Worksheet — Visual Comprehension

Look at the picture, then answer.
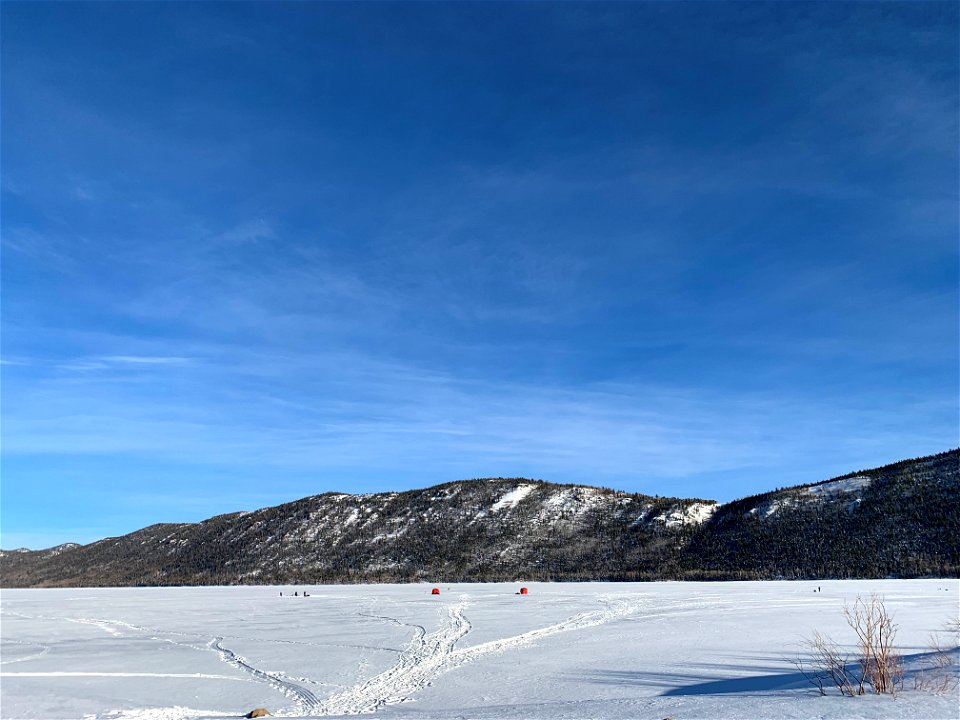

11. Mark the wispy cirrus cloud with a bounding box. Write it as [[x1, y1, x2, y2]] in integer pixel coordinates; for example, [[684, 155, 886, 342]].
[[3, 342, 953, 502], [57, 355, 195, 372], [216, 218, 276, 244], [100, 355, 192, 364], [2, 2, 955, 547]]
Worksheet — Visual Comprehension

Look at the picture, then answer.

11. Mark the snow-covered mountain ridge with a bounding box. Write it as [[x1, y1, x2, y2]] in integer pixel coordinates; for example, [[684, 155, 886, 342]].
[[2, 449, 957, 586]]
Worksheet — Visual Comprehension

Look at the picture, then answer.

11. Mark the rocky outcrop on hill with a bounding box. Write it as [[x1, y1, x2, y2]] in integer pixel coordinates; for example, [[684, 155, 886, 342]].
[[2, 450, 956, 586]]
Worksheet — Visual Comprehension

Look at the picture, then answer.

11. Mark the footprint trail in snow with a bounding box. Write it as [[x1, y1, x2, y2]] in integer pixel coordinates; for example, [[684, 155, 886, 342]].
[[310, 594, 647, 716]]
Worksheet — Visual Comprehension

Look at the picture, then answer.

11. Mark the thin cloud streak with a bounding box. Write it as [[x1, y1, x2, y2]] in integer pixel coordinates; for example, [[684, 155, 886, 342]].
[[99, 356, 193, 365], [2, 2, 955, 543], [3, 345, 952, 500]]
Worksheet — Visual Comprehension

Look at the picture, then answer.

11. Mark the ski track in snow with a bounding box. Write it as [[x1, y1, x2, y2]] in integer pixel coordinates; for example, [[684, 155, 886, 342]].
[[2, 596, 651, 717], [211, 637, 322, 712], [310, 598, 471, 716], [4, 593, 729, 718], [0, 639, 51, 665], [310, 594, 649, 716], [1, 671, 249, 681], [6, 582, 955, 720], [63, 617, 129, 636], [1, 608, 322, 716], [83, 707, 233, 720], [0, 609, 157, 639]]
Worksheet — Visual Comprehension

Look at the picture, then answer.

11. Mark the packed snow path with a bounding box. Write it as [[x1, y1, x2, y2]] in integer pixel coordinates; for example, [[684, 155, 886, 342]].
[[313, 595, 648, 715]]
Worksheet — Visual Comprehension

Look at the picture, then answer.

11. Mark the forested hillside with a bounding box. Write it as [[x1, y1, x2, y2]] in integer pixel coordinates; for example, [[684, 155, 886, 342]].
[[2, 450, 956, 586], [683, 450, 959, 578]]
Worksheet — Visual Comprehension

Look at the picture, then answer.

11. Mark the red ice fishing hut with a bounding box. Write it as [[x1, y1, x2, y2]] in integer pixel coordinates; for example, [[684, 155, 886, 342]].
[[519, 587, 529, 595], [431, 587, 440, 595]]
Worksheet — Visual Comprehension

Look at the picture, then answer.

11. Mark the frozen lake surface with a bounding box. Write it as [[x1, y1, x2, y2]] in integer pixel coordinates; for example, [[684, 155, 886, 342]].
[[1, 580, 957, 719]]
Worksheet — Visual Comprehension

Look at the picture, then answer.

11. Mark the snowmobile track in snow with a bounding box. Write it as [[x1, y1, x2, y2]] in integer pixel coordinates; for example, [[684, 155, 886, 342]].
[[211, 637, 322, 712], [310, 594, 648, 716]]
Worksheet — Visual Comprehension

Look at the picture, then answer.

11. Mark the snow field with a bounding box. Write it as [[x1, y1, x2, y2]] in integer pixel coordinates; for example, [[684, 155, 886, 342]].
[[1, 580, 957, 720]]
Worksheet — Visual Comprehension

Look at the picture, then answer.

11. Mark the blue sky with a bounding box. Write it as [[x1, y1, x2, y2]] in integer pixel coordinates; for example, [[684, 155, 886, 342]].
[[2, 3, 957, 549]]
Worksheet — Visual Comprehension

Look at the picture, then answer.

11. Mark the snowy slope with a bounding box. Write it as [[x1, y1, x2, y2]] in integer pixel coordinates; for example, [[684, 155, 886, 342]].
[[2, 450, 957, 586], [0, 479, 716, 586]]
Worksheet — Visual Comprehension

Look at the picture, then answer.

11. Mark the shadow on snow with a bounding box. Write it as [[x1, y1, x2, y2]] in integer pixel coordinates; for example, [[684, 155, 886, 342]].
[[582, 647, 959, 697]]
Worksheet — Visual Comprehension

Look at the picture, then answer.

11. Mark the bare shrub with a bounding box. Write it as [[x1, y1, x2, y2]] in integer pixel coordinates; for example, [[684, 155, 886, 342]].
[[794, 631, 858, 696], [914, 629, 960, 694], [796, 594, 903, 697], [844, 594, 903, 695]]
